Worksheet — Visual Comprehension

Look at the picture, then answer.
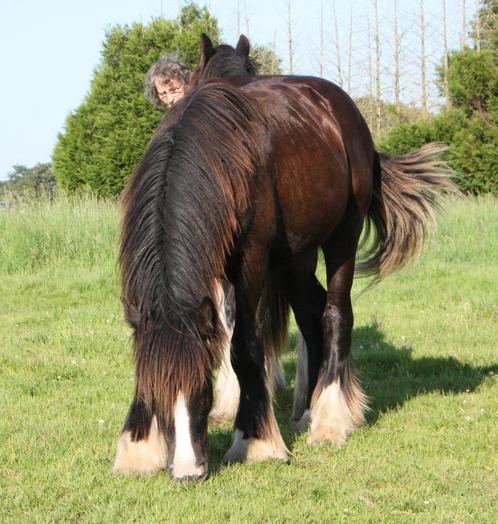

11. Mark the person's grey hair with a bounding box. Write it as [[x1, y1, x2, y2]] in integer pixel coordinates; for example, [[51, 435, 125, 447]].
[[144, 55, 191, 109]]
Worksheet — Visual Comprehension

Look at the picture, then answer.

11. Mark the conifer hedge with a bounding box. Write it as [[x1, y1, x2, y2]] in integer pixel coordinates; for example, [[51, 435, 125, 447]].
[[52, 5, 220, 196]]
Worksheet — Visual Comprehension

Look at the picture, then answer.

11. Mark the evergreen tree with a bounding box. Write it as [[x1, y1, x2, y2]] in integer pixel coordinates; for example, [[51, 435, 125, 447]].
[[445, 46, 497, 114], [251, 44, 283, 74], [52, 6, 220, 196]]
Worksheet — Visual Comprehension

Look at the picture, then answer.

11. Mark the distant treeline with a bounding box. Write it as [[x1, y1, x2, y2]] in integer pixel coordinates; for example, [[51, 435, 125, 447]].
[[4, 2, 496, 198]]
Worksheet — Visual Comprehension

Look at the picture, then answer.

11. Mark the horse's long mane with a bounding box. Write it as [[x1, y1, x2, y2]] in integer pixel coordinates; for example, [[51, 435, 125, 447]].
[[120, 83, 267, 422]]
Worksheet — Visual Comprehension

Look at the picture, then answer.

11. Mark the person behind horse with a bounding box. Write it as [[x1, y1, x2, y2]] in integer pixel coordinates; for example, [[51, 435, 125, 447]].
[[144, 55, 191, 109]]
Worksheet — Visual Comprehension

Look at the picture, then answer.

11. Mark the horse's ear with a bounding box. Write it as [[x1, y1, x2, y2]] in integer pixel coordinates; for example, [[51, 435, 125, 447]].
[[122, 297, 140, 330], [236, 34, 250, 57], [199, 33, 215, 69], [196, 297, 217, 339]]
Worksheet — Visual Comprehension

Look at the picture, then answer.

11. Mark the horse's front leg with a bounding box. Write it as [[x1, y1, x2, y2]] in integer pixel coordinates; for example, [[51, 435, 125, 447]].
[[222, 249, 288, 464], [113, 395, 167, 474]]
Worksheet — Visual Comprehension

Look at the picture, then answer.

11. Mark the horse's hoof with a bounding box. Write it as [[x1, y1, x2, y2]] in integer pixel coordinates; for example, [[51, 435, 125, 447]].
[[169, 464, 208, 482], [223, 429, 289, 464], [292, 409, 311, 433], [307, 428, 347, 447]]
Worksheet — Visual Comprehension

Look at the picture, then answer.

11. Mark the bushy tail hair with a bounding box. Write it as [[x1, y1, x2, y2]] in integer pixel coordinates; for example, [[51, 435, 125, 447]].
[[357, 143, 457, 280]]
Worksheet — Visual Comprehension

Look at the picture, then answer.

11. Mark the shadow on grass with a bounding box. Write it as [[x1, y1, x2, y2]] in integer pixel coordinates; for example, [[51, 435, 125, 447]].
[[352, 323, 497, 424], [206, 322, 497, 476]]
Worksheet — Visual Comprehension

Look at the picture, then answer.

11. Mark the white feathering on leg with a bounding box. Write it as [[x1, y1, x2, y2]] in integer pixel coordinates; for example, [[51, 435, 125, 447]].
[[113, 416, 167, 474], [308, 378, 368, 446]]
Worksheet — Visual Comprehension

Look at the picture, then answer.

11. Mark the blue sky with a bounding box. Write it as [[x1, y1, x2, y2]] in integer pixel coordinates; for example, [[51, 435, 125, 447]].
[[0, 0, 474, 180]]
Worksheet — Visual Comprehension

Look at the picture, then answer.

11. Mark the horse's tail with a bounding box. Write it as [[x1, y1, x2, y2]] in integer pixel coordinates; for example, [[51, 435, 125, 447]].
[[357, 143, 456, 279], [258, 276, 290, 394]]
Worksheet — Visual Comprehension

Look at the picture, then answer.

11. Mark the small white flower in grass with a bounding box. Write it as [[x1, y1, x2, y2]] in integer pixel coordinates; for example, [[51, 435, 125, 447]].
[[98, 419, 105, 429], [465, 416, 472, 421]]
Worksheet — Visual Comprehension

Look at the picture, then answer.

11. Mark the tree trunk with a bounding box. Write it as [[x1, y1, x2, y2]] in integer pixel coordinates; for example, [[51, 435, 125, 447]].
[[393, 0, 401, 116], [419, 0, 427, 118], [443, 0, 449, 103], [287, 0, 294, 74], [333, 0, 343, 87], [374, 0, 382, 136], [320, 1, 325, 77]]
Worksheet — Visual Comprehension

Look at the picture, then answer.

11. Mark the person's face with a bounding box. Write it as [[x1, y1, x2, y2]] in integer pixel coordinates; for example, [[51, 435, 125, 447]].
[[154, 78, 185, 107]]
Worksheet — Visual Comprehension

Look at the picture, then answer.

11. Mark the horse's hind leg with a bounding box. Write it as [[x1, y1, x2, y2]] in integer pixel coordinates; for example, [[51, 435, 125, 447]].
[[308, 218, 368, 446], [210, 280, 286, 424], [210, 281, 239, 423], [113, 396, 167, 474], [279, 254, 327, 429], [223, 248, 288, 464]]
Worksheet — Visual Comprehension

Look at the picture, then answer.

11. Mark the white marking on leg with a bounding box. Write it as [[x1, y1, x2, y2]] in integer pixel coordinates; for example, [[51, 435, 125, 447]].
[[308, 378, 368, 446], [210, 281, 240, 422], [211, 342, 240, 422], [171, 393, 205, 479], [113, 415, 167, 474]]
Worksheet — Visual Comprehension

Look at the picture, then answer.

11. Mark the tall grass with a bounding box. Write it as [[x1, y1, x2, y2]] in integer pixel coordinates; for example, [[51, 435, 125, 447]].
[[0, 192, 118, 273]]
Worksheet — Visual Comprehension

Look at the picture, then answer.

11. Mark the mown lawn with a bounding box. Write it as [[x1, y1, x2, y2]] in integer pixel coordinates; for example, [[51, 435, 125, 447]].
[[0, 194, 496, 523]]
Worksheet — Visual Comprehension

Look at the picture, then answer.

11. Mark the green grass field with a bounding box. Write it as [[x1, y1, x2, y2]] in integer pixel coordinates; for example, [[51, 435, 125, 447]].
[[0, 194, 496, 523]]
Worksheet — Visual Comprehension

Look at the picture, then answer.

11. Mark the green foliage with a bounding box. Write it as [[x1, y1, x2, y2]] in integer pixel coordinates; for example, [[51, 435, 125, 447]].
[[251, 44, 282, 74], [381, 6, 498, 196], [1, 163, 56, 199], [445, 47, 498, 114], [470, 0, 498, 52], [52, 5, 220, 196], [449, 112, 498, 193], [379, 107, 498, 194], [355, 97, 426, 140], [376, 119, 434, 157]]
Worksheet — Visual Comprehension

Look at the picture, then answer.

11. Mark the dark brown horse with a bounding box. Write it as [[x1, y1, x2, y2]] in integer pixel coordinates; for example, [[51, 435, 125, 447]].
[[113, 35, 454, 480]]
